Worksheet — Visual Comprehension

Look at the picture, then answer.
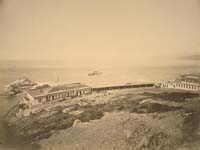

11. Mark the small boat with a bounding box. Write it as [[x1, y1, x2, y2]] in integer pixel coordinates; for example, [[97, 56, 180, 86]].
[[126, 83, 132, 85], [88, 71, 102, 76]]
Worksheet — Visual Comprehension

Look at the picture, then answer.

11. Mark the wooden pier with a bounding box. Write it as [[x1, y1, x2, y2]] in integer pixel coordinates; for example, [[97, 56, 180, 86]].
[[92, 83, 155, 92]]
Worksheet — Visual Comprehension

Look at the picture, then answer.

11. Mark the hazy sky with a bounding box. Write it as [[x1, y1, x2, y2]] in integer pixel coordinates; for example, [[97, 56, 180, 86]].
[[0, 0, 200, 67]]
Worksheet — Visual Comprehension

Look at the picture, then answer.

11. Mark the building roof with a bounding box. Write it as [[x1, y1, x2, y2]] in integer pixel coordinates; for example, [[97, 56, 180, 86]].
[[182, 73, 200, 77], [28, 87, 51, 97], [27, 83, 91, 97], [48, 83, 90, 93], [185, 76, 199, 79], [179, 73, 200, 80]]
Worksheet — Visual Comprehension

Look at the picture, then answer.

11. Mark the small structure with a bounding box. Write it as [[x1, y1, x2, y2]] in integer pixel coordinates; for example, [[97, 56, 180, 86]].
[[161, 73, 200, 92], [17, 83, 92, 117]]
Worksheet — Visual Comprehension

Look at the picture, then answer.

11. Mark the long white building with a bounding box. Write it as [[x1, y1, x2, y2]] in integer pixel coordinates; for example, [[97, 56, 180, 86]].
[[161, 73, 200, 92], [17, 83, 92, 116]]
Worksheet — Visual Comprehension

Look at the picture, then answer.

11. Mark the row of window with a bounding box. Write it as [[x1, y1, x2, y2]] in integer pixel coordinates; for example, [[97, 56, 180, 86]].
[[174, 83, 200, 90], [163, 83, 200, 90], [46, 89, 92, 101], [162, 84, 169, 88]]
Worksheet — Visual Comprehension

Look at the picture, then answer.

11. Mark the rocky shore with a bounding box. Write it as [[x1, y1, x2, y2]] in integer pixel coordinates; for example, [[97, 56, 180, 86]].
[[3, 88, 200, 150], [1, 77, 37, 96]]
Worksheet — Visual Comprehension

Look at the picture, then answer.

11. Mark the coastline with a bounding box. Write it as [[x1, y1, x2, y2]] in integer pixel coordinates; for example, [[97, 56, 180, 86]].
[[3, 87, 200, 150]]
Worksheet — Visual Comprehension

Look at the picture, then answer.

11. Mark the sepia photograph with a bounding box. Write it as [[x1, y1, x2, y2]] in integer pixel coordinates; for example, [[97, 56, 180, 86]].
[[0, 0, 200, 150]]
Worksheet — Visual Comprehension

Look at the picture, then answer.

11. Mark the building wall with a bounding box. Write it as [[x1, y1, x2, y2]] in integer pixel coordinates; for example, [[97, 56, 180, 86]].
[[16, 107, 31, 117], [26, 93, 35, 104], [46, 88, 92, 102], [19, 87, 92, 116], [35, 96, 47, 103], [161, 81, 200, 92]]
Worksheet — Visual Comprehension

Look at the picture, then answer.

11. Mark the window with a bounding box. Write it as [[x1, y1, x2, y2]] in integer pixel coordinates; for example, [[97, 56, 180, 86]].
[[38, 98, 42, 103], [47, 96, 50, 101]]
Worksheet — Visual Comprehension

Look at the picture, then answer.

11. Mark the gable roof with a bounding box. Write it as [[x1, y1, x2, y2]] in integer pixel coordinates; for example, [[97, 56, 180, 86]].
[[28, 87, 51, 97], [27, 83, 91, 97]]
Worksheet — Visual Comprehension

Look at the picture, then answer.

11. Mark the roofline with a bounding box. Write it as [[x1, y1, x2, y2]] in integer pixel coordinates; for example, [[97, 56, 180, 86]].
[[30, 86, 92, 98], [47, 86, 91, 95], [162, 80, 200, 85]]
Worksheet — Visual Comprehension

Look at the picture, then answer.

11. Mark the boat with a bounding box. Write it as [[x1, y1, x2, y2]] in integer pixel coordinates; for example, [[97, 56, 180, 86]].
[[88, 71, 102, 76]]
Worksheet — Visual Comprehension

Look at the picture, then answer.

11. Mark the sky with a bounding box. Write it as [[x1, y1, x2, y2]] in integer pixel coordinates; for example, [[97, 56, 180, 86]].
[[0, 0, 200, 67]]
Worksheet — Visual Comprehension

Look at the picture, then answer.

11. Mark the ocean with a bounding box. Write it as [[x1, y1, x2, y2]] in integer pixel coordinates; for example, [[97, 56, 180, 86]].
[[0, 60, 200, 149]]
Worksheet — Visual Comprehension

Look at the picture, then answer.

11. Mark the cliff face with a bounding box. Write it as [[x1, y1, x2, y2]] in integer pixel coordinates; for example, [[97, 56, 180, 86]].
[[3, 77, 37, 96]]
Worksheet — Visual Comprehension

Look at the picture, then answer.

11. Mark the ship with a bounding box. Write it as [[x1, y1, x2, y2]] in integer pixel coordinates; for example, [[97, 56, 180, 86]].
[[88, 71, 102, 76]]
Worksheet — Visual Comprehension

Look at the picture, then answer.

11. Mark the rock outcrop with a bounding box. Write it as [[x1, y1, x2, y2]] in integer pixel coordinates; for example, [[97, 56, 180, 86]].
[[3, 77, 37, 96]]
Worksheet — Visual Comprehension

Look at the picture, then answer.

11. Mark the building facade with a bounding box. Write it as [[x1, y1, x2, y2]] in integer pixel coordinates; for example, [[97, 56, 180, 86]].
[[17, 83, 92, 117], [161, 74, 200, 92]]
